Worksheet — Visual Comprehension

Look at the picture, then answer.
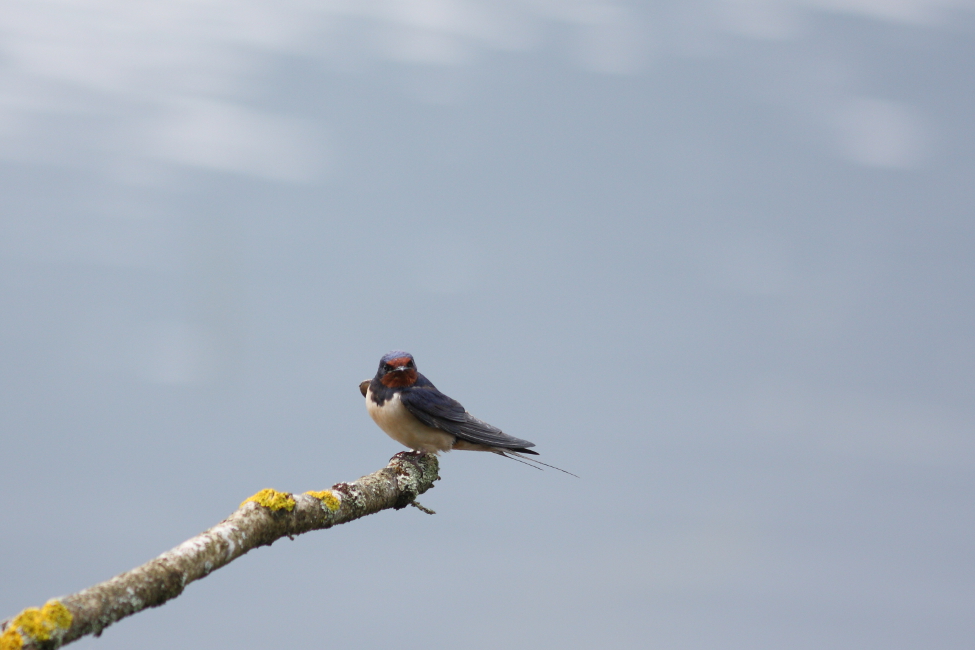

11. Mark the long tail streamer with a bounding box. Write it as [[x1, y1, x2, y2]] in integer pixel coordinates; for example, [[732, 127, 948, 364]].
[[496, 450, 579, 478]]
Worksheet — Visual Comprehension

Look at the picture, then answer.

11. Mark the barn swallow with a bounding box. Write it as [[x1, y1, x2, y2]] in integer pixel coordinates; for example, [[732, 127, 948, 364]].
[[360, 351, 575, 474]]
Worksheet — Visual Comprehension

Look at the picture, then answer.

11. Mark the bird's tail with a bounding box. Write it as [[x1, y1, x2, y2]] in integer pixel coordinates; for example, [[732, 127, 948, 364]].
[[494, 450, 579, 478]]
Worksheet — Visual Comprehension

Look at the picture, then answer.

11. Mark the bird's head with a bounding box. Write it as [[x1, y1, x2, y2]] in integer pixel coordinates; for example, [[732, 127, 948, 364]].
[[376, 350, 418, 388]]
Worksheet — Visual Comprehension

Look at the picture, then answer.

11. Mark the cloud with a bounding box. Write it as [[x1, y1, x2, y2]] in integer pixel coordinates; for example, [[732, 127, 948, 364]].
[[718, 0, 802, 40], [836, 97, 930, 169], [0, 0, 646, 180], [0, 1, 966, 180], [802, 0, 969, 25], [144, 99, 326, 181]]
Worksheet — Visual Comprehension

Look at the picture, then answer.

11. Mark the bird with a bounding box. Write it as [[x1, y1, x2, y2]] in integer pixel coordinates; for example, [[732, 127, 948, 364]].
[[360, 351, 575, 475]]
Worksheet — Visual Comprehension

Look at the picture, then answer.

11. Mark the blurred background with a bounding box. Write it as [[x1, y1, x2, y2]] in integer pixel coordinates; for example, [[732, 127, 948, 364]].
[[2, 1, 973, 648]]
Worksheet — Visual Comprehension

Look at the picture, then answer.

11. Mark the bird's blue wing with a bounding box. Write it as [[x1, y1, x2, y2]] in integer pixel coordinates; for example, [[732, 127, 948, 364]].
[[400, 384, 536, 450]]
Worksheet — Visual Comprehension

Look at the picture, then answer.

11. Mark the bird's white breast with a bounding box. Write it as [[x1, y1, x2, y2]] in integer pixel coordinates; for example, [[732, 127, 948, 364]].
[[365, 389, 455, 453]]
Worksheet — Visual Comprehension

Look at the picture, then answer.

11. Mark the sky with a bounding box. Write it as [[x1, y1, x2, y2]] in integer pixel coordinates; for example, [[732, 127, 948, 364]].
[[1, 1, 974, 648]]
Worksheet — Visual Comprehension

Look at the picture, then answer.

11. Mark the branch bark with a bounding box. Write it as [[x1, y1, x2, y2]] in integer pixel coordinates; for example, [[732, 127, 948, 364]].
[[0, 451, 439, 650]]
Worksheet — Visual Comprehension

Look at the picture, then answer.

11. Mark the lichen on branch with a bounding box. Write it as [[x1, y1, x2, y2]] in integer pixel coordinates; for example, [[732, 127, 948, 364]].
[[0, 451, 439, 650]]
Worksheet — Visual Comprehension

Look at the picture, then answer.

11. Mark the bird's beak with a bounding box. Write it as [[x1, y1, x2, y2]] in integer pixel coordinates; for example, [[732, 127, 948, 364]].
[[390, 366, 410, 373]]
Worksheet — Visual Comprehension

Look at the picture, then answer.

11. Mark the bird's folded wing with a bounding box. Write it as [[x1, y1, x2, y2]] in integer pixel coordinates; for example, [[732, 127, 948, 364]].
[[400, 386, 536, 449]]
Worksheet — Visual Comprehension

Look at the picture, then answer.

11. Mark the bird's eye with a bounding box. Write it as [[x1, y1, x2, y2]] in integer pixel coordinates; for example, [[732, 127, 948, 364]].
[[383, 363, 391, 372], [407, 360, 415, 368]]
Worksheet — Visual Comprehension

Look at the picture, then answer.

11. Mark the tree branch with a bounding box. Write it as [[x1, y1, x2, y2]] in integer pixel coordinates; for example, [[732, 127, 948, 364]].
[[0, 451, 440, 650]]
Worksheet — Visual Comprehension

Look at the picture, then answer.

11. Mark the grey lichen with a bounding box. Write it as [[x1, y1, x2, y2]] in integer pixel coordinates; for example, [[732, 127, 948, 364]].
[[2, 452, 439, 650]]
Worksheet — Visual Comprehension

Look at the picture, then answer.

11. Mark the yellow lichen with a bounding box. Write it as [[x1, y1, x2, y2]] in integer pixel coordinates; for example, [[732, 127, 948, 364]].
[[41, 601, 73, 632], [0, 627, 23, 650], [240, 488, 295, 512], [0, 601, 70, 650], [305, 490, 341, 512], [12, 609, 45, 641], [6, 601, 70, 644]]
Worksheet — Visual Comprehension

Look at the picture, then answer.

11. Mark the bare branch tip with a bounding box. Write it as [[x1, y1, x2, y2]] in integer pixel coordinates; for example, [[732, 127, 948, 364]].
[[410, 501, 437, 515]]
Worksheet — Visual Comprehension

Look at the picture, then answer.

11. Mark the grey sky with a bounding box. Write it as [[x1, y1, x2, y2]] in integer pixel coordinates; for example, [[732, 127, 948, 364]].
[[2, 1, 973, 649]]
